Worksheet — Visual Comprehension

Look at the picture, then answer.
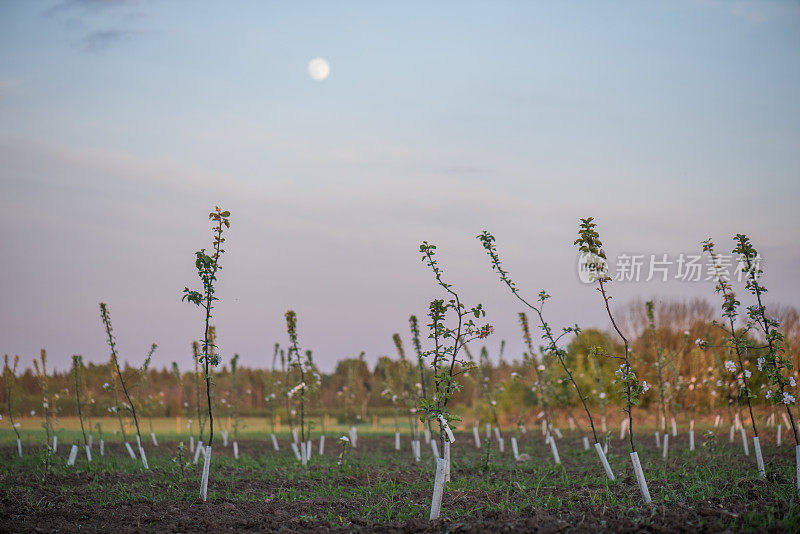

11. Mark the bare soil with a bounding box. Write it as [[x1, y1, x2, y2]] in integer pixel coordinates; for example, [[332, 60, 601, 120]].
[[0, 434, 796, 533]]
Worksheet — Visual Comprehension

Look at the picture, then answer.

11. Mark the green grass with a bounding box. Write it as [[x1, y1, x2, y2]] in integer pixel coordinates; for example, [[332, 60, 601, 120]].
[[2, 425, 799, 530]]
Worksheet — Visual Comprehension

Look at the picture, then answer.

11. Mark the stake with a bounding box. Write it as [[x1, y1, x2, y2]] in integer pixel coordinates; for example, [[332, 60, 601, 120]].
[[595, 442, 615, 480], [741, 428, 749, 456], [547, 434, 560, 464], [67, 444, 78, 467], [429, 457, 447, 520], [199, 445, 212, 501], [630, 451, 652, 504], [753, 437, 765, 477], [444, 441, 451, 482]]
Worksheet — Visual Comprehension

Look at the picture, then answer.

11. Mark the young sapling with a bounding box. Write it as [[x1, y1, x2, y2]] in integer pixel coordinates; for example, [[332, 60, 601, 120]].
[[701, 238, 765, 476], [575, 218, 650, 502], [3, 354, 23, 456], [71, 355, 91, 462], [284, 311, 316, 466], [734, 234, 798, 486], [100, 303, 149, 469], [182, 206, 231, 501], [230, 353, 241, 458], [418, 241, 492, 519], [33, 350, 54, 473], [409, 315, 434, 441]]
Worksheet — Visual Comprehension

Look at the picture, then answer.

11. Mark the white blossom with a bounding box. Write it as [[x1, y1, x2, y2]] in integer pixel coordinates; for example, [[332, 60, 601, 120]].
[[757, 357, 764, 371], [287, 382, 306, 398], [724, 360, 736, 373], [782, 391, 795, 405], [744, 370, 751, 378], [641, 381, 650, 393], [790, 377, 797, 387]]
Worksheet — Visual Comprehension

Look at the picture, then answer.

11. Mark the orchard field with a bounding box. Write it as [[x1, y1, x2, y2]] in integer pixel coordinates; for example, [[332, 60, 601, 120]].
[[3, 1, 800, 531], [1, 415, 799, 533], [2, 214, 799, 533]]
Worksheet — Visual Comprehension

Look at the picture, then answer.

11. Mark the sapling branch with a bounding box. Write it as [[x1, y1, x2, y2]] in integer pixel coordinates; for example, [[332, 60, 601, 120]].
[[478, 231, 598, 443]]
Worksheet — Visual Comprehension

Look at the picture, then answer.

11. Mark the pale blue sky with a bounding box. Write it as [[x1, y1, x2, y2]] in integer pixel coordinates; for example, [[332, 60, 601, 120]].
[[1, 0, 799, 373]]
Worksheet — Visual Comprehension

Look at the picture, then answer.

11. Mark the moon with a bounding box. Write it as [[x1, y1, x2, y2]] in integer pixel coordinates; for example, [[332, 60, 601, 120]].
[[307, 58, 330, 81]]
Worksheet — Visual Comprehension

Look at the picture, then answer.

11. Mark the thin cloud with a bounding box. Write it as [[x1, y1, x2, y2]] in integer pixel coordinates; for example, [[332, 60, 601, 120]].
[[45, 0, 142, 16], [77, 29, 139, 52], [45, 0, 151, 52]]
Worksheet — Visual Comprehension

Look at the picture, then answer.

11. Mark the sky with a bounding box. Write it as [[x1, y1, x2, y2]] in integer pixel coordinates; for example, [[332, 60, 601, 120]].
[[1, 0, 799, 374]]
